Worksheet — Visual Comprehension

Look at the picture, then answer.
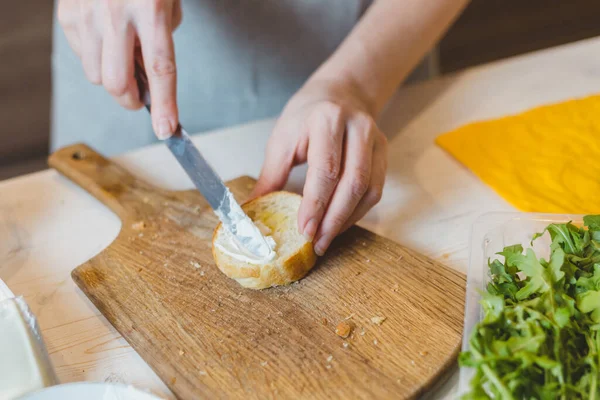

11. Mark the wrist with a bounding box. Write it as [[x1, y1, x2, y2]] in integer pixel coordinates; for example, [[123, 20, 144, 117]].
[[302, 72, 378, 117]]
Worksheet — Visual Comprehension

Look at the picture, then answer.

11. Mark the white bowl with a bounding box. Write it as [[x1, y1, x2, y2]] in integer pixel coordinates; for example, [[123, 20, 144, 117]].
[[17, 382, 164, 400]]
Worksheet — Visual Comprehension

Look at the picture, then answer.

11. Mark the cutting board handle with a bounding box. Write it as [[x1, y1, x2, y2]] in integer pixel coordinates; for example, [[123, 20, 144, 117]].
[[48, 143, 157, 219]]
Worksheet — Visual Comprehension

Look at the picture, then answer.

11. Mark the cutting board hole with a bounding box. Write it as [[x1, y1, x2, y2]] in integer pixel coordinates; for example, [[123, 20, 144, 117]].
[[72, 150, 86, 160]]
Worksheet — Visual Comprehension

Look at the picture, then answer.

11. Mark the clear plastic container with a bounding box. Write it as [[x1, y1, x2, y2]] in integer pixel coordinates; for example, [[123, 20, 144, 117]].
[[457, 212, 582, 397]]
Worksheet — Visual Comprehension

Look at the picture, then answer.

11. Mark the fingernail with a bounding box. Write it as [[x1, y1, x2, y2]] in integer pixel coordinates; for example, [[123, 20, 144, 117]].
[[156, 118, 173, 140], [314, 235, 330, 256], [303, 218, 318, 242]]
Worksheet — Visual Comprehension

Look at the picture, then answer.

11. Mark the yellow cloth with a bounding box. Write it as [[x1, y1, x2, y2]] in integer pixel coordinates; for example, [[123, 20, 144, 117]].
[[436, 95, 600, 214]]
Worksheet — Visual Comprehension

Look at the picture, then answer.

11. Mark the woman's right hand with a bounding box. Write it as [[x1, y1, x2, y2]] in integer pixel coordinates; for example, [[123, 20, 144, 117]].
[[57, 0, 182, 139]]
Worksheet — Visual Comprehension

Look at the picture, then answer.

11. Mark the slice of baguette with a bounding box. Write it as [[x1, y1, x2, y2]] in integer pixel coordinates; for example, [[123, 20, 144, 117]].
[[212, 191, 317, 290]]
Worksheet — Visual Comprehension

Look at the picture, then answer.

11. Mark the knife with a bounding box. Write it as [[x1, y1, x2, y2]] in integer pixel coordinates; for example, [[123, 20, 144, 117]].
[[134, 62, 273, 259]]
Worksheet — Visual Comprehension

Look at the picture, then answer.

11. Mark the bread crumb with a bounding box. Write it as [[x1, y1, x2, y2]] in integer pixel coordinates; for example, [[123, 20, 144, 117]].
[[419, 351, 429, 357], [199, 370, 207, 376], [396, 255, 404, 262], [178, 349, 185, 356], [190, 261, 201, 269], [335, 321, 353, 338], [344, 313, 355, 320], [373, 339, 378, 345], [366, 259, 370, 263], [151, 233, 158, 240], [138, 233, 144, 237], [139, 251, 143, 255], [360, 329, 366, 336], [326, 355, 333, 363], [321, 318, 328, 326], [326, 365, 331, 369], [371, 316, 387, 326], [260, 361, 268, 367], [391, 283, 399, 292], [410, 360, 416, 366], [163, 263, 168, 267], [362, 241, 367, 246], [131, 221, 146, 230], [200, 271, 205, 276], [342, 342, 349, 349]]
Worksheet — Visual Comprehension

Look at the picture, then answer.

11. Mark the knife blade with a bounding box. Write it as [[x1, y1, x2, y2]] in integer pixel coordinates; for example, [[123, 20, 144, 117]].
[[134, 63, 273, 259], [166, 128, 274, 258]]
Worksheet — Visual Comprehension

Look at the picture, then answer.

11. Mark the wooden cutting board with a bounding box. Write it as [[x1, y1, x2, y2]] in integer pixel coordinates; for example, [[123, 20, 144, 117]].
[[49, 143, 466, 400]]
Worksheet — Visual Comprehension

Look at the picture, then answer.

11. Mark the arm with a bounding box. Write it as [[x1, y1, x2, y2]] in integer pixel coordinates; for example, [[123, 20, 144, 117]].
[[314, 0, 469, 116], [254, 0, 469, 255]]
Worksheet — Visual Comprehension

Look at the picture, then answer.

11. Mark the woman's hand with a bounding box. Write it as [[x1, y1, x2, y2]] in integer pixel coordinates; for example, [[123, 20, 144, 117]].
[[253, 79, 388, 256], [57, 0, 182, 138]]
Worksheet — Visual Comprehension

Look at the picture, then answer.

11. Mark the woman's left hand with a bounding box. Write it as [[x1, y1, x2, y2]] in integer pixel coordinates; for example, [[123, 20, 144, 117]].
[[253, 79, 388, 256]]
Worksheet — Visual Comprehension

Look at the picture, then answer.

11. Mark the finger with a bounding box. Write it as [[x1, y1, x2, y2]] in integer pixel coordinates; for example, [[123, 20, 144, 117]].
[[252, 131, 295, 199], [313, 116, 375, 256], [78, 2, 102, 84], [172, 0, 183, 29], [340, 134, 387, 233], [297, 104, 345, 242], [137, 3, 178, 139], [63, 27, 82, 57], [57, 0, 82, 56], [57, 0, 78, 30], [102, 8, 142, 110]]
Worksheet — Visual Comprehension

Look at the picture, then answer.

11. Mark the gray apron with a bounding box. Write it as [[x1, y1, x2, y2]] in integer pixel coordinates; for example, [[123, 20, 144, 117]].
[[51, 0, 434, 156]]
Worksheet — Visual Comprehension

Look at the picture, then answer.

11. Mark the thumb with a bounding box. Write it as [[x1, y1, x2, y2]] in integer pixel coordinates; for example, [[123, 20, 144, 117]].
[[252, 137, 294, 199]]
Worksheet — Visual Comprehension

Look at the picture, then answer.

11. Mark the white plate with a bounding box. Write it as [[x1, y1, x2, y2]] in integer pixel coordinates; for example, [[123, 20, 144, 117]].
[[18, 383, 164, 400]]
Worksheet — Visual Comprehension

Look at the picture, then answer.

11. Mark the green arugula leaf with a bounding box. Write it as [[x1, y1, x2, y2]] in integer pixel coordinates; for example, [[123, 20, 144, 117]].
[[497, 244, 524, 265], [584, 215, 600, 231], [490, 259, 513, 284], [567, 223, 586, 256], [576, 264, 600, 291], [583, 215, 600, 243], [481, 292, 504, 324], [548, 247, 565, 283], [554, 307, 571, 327], [576, 291, 600, 323], [547, 223, 581, 255], [512, 249, 551, 300]]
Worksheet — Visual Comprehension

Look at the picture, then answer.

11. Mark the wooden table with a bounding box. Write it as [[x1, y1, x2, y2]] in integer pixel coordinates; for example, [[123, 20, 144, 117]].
[[2, 36, 600, 399]]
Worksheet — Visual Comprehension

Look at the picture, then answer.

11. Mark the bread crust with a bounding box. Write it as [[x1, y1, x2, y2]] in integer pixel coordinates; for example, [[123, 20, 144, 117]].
[[211, 191, 317, 289]]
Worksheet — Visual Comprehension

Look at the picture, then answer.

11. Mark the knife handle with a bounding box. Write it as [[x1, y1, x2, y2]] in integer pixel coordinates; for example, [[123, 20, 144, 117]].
[[48, 143, 163, 220], [134, 57, 152, 111]]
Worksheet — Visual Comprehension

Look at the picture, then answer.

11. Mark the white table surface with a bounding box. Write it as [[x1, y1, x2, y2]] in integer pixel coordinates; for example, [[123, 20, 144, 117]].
[[3, 36, 600, 399]]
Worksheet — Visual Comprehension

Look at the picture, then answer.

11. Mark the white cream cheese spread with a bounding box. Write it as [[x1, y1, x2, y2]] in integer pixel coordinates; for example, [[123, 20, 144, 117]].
[[215, 220, 277, 264], [214, 188, 276, 263]]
